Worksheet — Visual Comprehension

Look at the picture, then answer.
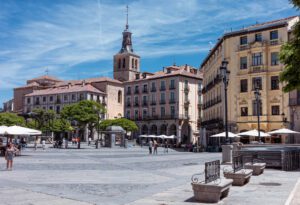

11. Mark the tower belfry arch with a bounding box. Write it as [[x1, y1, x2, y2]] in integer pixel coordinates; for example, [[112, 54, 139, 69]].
[[113, 5, 140, 82]]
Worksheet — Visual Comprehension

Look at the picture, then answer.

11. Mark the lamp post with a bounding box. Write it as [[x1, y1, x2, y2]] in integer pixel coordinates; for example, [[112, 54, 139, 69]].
[[254, 85, 261, 143], [220, 60, 230, 144]]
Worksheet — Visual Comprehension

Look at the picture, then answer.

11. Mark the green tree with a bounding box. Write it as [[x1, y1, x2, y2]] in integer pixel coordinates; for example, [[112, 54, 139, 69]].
[[99, 118, 138, 136], [61, 100, 106, 139], [279, 0, 300, 92], [0, 113, 25, 126]]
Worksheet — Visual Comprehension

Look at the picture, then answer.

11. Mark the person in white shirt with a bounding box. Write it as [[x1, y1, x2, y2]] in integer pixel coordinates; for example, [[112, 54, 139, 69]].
[[42, 140, 46, 150]]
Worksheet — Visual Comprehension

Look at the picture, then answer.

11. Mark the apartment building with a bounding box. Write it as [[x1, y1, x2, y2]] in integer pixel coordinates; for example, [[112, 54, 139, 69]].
[[201, 16, 299, 144], [122, 65, 203, 144]]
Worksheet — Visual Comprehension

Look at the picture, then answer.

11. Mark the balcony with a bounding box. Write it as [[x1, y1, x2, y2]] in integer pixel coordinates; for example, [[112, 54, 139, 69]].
[[201, 118, 223, 127], [269, 39, 283, 46], [202, 74, 221, 94], [142, 88, 148, 93], [126, 103, 131, 107], [202, 96, 222, 110], [134, 89, 139, 94], [249, 65, 267, 74], [151, 101, 156, 106], [184, 86, 190, 92], [160, 86, 166, 91], [238, 44, 250, 51], [134, 102, 139, 107], [142, 101, 148, 106], [160, 100, 166, 105], [169, 99, 176, 104], [151, 87, 157, 92], [169, 85, 176, 90], [289, 98, 300, 106]]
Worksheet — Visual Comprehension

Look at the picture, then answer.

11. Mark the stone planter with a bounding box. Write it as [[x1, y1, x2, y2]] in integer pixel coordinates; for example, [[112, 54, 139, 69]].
[[191, 179, 233, 203], [244, 162, 266, 176], [223, 169, 253, 186]]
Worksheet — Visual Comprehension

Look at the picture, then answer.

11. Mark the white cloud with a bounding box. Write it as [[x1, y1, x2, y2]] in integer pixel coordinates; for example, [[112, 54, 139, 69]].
[[0, 0, 296, 96]]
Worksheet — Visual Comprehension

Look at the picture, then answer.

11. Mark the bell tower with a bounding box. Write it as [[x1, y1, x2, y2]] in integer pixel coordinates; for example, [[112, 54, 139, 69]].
[[113, 5, 140, 82]]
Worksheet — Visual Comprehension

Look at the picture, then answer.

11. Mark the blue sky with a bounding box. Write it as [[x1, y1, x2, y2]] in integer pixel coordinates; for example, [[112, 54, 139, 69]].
[[0, 0, 298, 107]]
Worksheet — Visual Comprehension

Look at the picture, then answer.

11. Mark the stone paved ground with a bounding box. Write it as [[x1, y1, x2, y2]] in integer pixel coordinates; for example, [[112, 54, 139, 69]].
[[0, 144, 299, 205]]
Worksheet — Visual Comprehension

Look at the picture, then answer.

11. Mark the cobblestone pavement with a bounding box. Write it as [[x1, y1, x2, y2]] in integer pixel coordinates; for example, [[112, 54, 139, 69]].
[[0, 144, 299, 205]]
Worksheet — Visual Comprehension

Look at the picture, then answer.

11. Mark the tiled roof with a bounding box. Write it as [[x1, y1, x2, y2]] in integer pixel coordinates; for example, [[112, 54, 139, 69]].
[[28, 75, 62, 82], [14, 82, 40, 89], [125, 65, 202, 83], [25, 83, 105, 97], [55, 77, 122, 86]]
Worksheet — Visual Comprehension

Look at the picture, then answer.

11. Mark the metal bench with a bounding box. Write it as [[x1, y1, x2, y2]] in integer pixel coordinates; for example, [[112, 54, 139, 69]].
[[223, 155, 253, 186], [191, 160, 233, 203]]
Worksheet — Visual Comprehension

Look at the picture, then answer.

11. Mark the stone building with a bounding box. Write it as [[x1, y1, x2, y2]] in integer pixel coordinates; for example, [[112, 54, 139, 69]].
[[200, 16, 299, 144], [3, 99, 14, 112], [122, 65, 203, 144]]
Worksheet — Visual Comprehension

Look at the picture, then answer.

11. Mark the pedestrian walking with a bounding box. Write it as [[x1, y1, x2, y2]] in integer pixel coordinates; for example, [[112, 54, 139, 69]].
[[153, 140, 158, 155], [34, 139, 38, 151], [5, 143, 19, 171], [148, 140, 153, 154], [164, 140, 168, 153], [88, 137, 91, 146], [42, 139, 46, 150]]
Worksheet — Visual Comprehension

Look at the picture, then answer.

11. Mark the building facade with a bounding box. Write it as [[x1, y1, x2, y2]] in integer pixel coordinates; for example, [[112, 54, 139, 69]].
[[201, 16, 299, 144], [3, 99, 14, 112], [123, 65, 203, 144], [289, 89, 300, 143]]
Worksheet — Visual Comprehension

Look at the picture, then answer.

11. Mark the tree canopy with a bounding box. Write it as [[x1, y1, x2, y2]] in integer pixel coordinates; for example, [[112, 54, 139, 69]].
[[0, 112, 25, 126], [99, 118, 138, 132], [279, 0, 300, 92]]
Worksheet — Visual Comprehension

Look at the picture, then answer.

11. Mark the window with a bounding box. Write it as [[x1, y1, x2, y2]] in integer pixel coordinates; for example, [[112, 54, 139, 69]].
[[170, 106, 175, 117], [118, 90, 122, 103], [151, 94, 156, 102], [126, 97, 130, 106], [160, 81, 166, 90], [271, 105, 280, 115], [241, 107, 248, 116], [270, 30, 278, 40], [132, 59, 134, 69], [135, 85, 139, 94], [71, 94, 76, 101], [170, 92, 175, 101], [143, 109, 147, 118], [126, 110, 130, 119], [64, 95, 68, 101], [252, 77, 262, 90], [255, 33, 262, 42], [160, 93, 165, 103], [49, 106, 53, 110], [134, 96, 139, 105], [252, 100, 262, 116], [161, 107, 165, 117], [27, 98, 31, 104], [118, 59, 121, 69], [252, 52, 262, 66], [143, 96, 147, 105], [135, 59, 138, 69], [43, 96, 46, 102], [134, 110, 139, 119], [49, 96, 53, 102], [271, 52, 279, 66], [240, 79, 248, 93], [240, 36, 247, 45], [127, 86, 131, 94], [152, 107, 156, 116], [271, 76, 279, 90], [56, 106, 60, 114], [240, 56, 247, 69], [143, 84, 148, 92], [122, 58, 125, 68], [79, 94, 84, 100], [170, 79, 175, 89]]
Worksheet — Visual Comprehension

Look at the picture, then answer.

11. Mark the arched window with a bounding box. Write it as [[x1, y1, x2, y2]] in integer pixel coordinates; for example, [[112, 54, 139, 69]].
[[118, 59, 121, 69], [123, 58, 126, 68], [118, 90, 122, 103], [132, 58, 134, 69], [135, 59, 138, 69]]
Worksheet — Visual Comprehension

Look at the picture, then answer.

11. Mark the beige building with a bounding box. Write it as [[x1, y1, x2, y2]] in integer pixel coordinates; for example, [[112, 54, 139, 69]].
[[201, 16, 299, 144], [122, 65, 203, 144]]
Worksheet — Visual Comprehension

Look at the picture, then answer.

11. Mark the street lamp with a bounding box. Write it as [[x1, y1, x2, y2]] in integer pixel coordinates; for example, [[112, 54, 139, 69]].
[[254, 84, 261, 143], [220, 60, 230, 144]]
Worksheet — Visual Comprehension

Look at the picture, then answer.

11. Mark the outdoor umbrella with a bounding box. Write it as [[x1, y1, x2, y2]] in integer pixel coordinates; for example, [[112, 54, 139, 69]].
[[237, 129, 270, 137], [139, 135, 148, 138], [268, 128, 300, 135], [210, 132, 239, 138], [5, 125, 42, 135], [0, 126, 8, 135]]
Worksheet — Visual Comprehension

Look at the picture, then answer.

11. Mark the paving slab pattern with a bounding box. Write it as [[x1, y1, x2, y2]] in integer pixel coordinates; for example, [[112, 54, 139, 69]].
[[0, 144, 299, 205]]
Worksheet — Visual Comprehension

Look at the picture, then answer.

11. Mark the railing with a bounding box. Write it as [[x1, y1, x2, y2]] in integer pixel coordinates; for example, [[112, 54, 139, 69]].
[[248, 65, 267, 74], [201, 118, 223, 126], [142, 89, 148, 93], [160, 86, 166, 91], [151, 87, 157, 92], [169, 85, 176, 90], [202, 96, 221, 110], [142, 102, 148, 106], [202, 74, 221, 94], [160, 100, 166, 105], [133, 114, 190, 121], [150, 101, 156, 105]]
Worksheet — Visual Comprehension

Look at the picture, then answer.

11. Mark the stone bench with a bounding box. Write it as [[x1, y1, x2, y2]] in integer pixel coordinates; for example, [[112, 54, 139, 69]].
[[244, 162, 266, 176], [223, 169, 253, 186], [191, 179, 233, 203]]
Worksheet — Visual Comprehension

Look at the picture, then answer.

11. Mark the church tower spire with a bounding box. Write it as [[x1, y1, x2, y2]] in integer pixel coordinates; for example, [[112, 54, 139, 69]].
[[113, 5, 140, 82]]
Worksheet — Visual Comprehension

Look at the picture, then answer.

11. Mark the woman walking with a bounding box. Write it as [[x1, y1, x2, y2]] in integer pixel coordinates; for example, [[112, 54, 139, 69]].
[[153, 140, 158, 155], [5, 143, 19, 171]]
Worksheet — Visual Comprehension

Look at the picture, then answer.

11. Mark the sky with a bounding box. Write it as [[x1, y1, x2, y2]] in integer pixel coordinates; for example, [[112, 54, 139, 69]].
[[0, 0, 298, 107]]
